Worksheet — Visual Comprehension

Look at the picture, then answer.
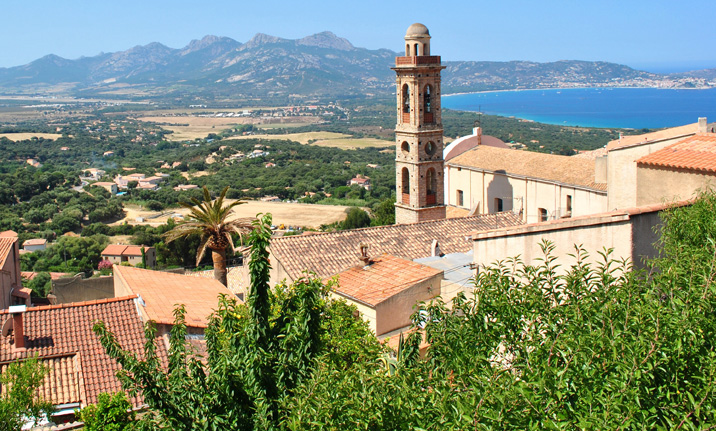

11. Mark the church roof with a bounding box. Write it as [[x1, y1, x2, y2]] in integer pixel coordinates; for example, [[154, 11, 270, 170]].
[[607, 122, 700, 151], [447, 146, 606, 191], [270, 212, 522, 280]]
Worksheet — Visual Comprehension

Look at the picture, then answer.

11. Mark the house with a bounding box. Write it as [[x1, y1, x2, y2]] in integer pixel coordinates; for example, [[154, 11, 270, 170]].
[[174, 184, 199, 191], [102, 151, 114, 157], [101, 244, 156, 268], [83, 168, 105, 181], [635, 133, 716, 206], [329, 253, 442, 336], [605, 117, 714, 209], [0, 232, 30, 309], [137, 182, 158, 191], [349, 175, 372, 190], [113, 265, 237, 334], [261, 196, 280, 202], [22, 238, 47, 252], [26, 158, 42, 168], [91, 181, 118, 195], [0, 296, 168, 421], [139, 175, 164, 186]]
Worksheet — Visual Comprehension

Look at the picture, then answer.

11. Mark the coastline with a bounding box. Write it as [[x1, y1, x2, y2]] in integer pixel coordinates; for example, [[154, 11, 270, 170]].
[[444, 85, 715, 97], [442, 87, 716, 129]]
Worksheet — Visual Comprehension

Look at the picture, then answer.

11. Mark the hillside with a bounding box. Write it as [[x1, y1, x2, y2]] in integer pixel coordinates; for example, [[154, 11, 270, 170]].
[[0, 32, 711, 103]]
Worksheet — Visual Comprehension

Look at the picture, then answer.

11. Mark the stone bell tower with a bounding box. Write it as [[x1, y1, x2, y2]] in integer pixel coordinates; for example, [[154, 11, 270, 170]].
[[393, 23, 446, 224]]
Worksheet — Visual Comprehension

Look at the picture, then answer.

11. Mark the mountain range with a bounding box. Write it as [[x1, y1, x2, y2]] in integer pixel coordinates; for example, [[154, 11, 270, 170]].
[[0, 32, 712, 102]]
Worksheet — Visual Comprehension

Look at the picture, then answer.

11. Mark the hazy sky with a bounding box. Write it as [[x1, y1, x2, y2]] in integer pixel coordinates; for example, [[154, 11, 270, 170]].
[[2, 0, 714, 72]]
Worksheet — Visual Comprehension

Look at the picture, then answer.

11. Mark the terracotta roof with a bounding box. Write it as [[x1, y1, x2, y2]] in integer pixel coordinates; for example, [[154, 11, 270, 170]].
[[0, 296, 165, 408], [22, 238, 47, 246], [91, 181, 116, 187], [0, 237, 17, 269], [636, 134, 716, 173], [607, 122, 700, 151], [0, 231, 17, 238], [270, 212, 522, 280], [114, 265, 236, 328], [447, 146, 604, 190], [330, 254, 442, 306], [101, 244, 151, 257], [21, 271, 71, 281]]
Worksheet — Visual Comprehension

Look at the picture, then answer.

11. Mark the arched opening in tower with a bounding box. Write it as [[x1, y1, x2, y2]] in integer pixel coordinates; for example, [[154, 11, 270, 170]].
[[426, 168, 437, 205], [401, 167, 410, 205], [424, 84, 433, 123], [402, 84, 410, 123]]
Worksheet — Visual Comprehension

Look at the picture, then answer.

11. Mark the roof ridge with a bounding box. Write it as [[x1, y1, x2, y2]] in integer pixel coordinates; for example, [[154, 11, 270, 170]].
[[0, 295, 139, 314]]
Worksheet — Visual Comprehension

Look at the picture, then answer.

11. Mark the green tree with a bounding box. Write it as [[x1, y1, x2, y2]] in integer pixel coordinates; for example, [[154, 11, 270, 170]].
[[79, 392, 135, 431], [0, 358, 53, 431], [94, 213, 382, 430], [162, 186, 251, 286], [342, 207, 371, 230]]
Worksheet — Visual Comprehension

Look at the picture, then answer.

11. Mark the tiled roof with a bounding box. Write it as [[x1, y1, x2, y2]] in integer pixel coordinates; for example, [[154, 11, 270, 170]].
[[114, 265, 236, 328], [22, 238, 47, 246], [21, 271, 71, 281], [0, 231, 17, 238], [330, 254, 442, 306], [0, 237, 17, 269], [270, 213, 522, 280], [607, 122, 700, 151], [101, 244, 151, 257], [636, 134, 716, 173], [447, 146, 604, 190], [0, 296, 164, 408]]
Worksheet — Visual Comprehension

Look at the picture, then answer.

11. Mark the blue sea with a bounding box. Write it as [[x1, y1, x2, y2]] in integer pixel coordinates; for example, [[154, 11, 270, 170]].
[[442, 88, 716, 129]]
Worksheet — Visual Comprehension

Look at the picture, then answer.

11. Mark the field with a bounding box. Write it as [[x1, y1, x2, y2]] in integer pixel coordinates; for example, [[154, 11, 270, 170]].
[[228, 132, 392, 149], [136, 115, 321, 141], [0, 132, 63, 141], [113, 200, 351, 229]]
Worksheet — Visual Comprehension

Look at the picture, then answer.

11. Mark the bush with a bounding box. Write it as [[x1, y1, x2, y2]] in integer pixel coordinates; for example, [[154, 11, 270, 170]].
[[78, 392, 135, 431]]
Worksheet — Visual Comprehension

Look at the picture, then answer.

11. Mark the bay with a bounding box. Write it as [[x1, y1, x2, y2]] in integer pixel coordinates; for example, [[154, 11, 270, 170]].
[[442, 87, 716, 129]]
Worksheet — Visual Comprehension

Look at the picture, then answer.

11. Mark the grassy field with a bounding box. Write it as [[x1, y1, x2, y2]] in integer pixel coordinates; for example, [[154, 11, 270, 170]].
[[0, 132, 63, 141], [113, 200, 351, 229], [228, 132, 392, 149]]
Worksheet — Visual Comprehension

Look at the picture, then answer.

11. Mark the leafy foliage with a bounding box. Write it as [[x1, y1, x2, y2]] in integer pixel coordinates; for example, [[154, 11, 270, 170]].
[[79, 392, 135, 431], [93, 213, 382, 430], [0, 358, 53, 431]]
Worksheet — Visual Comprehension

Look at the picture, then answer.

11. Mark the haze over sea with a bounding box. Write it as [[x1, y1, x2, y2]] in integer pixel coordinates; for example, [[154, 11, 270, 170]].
[[443, 88, 716, 129]]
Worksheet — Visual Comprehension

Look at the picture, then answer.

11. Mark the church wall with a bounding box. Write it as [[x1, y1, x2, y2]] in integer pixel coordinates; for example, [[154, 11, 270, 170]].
[[446, 165, 607, 222], [636, 166, 716, 206]]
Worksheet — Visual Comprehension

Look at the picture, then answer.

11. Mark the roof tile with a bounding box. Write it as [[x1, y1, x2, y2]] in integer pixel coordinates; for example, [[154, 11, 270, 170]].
[[636, 134, 716, 173]]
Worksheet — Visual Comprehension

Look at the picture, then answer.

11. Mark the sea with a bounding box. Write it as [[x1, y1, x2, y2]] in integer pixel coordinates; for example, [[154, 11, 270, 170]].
[[442, 87, 716, 129]]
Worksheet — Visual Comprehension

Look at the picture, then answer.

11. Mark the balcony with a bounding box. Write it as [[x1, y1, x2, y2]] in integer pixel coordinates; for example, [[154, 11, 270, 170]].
[[402, 112, 410, 123], [395, 56, 441, 66], [424, 112, 433, 123], [426, 193, 436, 205]]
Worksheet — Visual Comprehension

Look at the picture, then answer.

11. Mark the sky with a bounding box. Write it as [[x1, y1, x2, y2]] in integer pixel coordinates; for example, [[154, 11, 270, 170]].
[[1, 0, 714, 72]]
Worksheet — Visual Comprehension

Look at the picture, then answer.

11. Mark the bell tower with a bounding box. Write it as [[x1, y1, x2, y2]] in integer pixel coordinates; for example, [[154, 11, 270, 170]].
[[393, 23, 446, 224]]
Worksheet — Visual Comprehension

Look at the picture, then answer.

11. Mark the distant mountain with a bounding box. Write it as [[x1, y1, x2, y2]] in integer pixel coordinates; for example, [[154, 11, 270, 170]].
[[671, 68, 716, 80], [0, 32, 711, 102]]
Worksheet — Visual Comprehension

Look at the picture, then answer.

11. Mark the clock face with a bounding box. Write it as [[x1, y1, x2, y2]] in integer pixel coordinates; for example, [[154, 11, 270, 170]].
[[425, 141, 436, 156]]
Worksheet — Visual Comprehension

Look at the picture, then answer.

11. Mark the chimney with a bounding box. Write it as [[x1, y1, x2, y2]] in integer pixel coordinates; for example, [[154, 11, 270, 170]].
[[699, 117, 708, 134], [358, 243, 370, 266], [473, 127, 483, 146], [9, 305, 26, 350]]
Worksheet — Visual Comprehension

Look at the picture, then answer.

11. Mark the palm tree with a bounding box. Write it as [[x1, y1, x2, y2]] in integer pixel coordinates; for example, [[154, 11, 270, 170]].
[[163, 186, 252, 286]]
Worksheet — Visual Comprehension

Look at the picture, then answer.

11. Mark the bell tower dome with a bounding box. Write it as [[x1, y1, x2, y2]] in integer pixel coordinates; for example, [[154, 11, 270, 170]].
[[393, 23, 446, 224]]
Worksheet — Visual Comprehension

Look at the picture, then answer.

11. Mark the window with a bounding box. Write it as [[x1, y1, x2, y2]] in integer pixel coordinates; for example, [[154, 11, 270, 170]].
[[566, 195, 573, 215], [425, 141, 436, 156], [402, 84, 410, 114], [426, 168, 437, 205], [494, 198, 503, 213], [401, 168, 410, 205], [414, 43, 419, 56], [457, 190, 464, 207], [539, 208, 548, 222], [401, 141, 410, 154], [424, 85, 432, 113]]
